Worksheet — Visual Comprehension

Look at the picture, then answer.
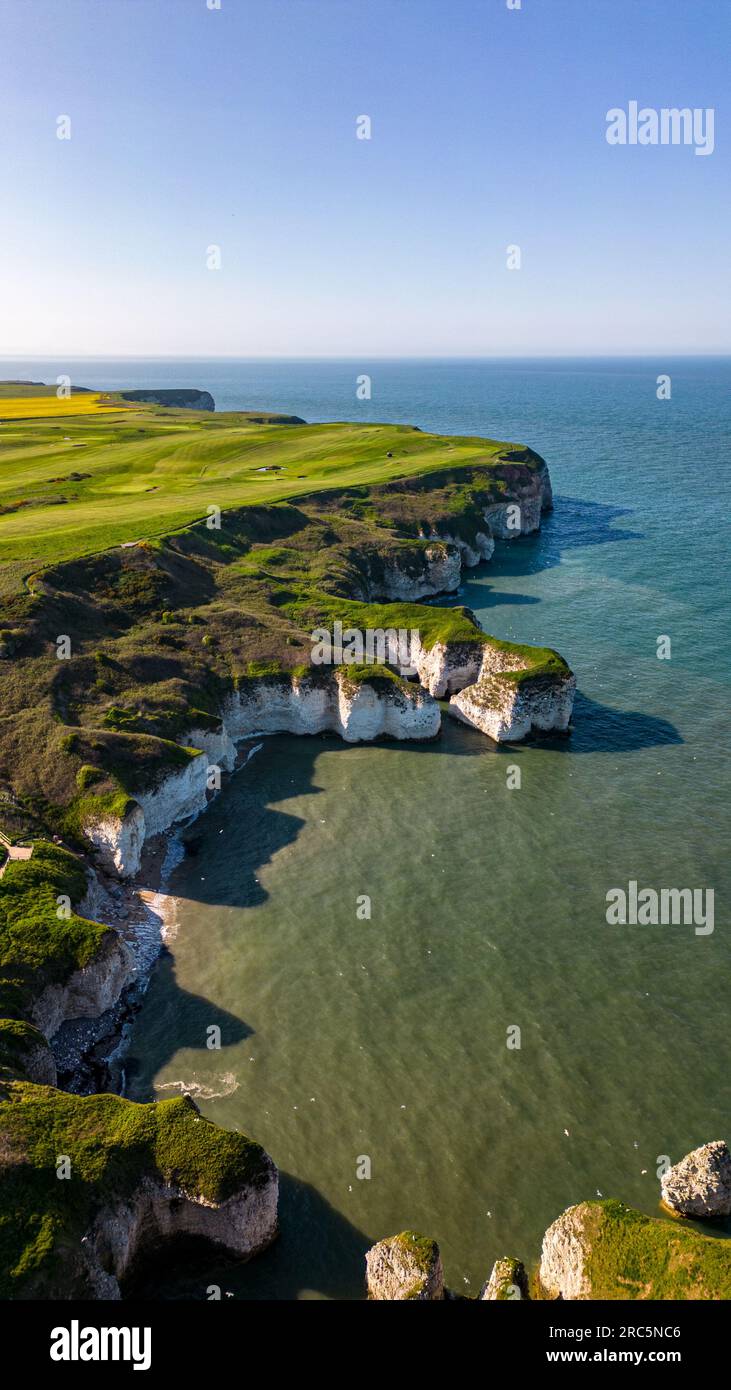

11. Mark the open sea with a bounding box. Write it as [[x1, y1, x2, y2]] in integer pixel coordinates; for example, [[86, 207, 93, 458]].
[[6, 355, 729, 1298]]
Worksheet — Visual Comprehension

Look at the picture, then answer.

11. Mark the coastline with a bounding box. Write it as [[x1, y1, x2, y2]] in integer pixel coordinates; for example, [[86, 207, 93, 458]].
[[50, 832, 182, 1093], [53, 735, 268, 1094]]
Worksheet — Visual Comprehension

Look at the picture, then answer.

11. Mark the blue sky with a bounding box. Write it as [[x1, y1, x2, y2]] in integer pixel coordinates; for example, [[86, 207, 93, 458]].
[[0, 0, 728, 356]]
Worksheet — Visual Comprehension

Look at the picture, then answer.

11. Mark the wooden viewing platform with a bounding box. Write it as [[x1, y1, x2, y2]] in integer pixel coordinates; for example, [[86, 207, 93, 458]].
[[0, 831, 34, 878]]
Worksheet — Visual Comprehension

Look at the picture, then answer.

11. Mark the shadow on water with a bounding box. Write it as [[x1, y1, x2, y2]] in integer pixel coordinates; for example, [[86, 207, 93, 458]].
[[123, 951, 254, 1099], [567, 692, 683, 754], [429, 587, 541, 609], [124, 1171, 371, 1301], [526, 494, 645, 573], [427, 494, 644, 608], [139, 681, 683, 936]]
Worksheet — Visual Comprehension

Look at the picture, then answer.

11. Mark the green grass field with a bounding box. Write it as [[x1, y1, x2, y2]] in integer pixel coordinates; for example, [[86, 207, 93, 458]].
[[0, 398, 520, 578]]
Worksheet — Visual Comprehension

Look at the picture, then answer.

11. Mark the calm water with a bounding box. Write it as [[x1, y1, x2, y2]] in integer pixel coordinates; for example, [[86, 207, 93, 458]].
[[9, 357, 729, 1297]]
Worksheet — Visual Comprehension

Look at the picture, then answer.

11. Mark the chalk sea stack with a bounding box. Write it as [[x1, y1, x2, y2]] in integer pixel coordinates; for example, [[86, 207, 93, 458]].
[[480, 1256, 530, 1300], [365, 1232, 444, 1300], [661, 1141, 731, 1219]]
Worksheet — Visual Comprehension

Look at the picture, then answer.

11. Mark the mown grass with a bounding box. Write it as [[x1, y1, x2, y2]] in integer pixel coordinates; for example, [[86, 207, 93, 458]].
[[0, 402, 520, 576]]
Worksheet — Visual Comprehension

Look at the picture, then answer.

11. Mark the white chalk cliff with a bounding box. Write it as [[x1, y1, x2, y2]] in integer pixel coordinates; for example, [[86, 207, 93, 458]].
[[661, 1141, 731, 1218], [31, 929, 136, 1041], [81, 462, 573, 877], [450, 668, 576, 742], [224, 669, 439, 744], [80, 1153, 278, 1299], [379, 541, 462, 600], [82, 673, 440, 877]]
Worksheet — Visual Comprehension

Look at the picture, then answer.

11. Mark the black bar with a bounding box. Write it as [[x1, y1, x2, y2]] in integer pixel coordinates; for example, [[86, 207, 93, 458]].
[[1, 1297, 722, 1375]]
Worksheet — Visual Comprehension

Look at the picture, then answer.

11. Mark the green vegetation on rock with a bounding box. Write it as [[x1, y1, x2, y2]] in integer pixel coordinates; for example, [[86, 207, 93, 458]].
[[394, 1229, 440, 1276], [0, 1082, 272, 1297], [0, 843, 106, 1023], [0, 393, 572, 1300], [0, 1018, 52, 1083], [561, 1200, 731, 1300]]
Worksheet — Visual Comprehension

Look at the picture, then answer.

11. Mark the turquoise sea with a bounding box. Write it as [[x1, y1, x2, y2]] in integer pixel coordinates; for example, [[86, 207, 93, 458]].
[[7, 356, 730, 1298]]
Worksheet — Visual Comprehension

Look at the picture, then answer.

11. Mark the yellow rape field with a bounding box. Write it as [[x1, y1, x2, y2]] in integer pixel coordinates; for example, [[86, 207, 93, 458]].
[[0, 392, 117, 420]]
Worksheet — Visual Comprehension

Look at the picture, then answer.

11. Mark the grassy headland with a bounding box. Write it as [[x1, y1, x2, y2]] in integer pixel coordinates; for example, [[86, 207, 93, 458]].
[[0, 387, 533, 578], [0, 1083, 271, 1297], [0, 386, 563, 818], [0, 385, 568, 1297]]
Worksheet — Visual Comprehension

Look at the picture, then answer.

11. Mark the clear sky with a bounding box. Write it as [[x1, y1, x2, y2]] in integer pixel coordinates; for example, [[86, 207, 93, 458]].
[[0, 0, 728, 357]]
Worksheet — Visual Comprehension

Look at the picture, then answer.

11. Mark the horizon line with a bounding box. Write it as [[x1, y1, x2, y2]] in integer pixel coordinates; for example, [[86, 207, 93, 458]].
[[2, 351, 730, 362]]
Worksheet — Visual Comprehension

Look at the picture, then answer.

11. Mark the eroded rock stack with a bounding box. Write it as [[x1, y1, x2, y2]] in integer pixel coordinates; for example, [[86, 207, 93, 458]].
[[365, 1232, 444, 1300], [660, 1140, 731, 1218], [479, 1257, 529, 1300]]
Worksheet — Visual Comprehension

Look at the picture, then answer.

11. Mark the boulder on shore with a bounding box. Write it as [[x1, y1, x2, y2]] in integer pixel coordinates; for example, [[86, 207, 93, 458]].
[[366, 1231, 444, 1300], [661, 1140, 731, 1218]]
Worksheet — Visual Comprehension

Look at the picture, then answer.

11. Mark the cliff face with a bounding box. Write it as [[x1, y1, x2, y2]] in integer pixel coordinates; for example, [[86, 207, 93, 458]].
[[335, 458, 552, 605], [450, 670, 576, 741], [83, 726, 237, 875], [84, 802, 145, 877], [0, 1086, 278, 1300], [365, 1232, 444, 1300], [660, 1141, 731, 1218], [379, 542, 461, 600], [225, 670, 440, 744], [492, 455, 553, 531], [82, 1166, 278, 1298], [31, 928, 136, 1040], [403, 624, 575, 741], [539, 1199, 731, 1300], [120, 388, 215, 411], [479, 1256, 529, 1300], [403, 635, 483, 697], [417, 529, 494, 571], [81, 671, 441, 877], [136, 754, 210, 839]]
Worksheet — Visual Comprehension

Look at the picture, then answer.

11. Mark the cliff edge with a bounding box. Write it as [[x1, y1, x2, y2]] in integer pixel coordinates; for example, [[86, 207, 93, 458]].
[[0, 1083, 277, 1298]]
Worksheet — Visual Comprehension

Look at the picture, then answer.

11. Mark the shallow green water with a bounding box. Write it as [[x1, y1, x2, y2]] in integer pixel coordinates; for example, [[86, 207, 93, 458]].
[[124, 357, 731, 1298]]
